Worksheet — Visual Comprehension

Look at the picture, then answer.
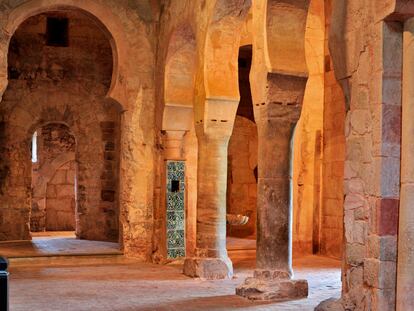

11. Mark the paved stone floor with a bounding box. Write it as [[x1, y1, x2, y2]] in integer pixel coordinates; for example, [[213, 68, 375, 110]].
[[227, 236, 256, 250], [0, 232, 121, 258], [8, 251, 341, 311], [0, 233, 252, 259]]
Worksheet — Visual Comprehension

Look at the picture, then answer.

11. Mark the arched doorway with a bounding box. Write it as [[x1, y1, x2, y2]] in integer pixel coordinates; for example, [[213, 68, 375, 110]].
[[0, 9, 122, 256], [30, 123, 77, 234]]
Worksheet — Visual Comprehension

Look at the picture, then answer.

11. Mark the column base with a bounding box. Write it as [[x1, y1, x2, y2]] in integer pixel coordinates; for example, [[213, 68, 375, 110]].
[[236, 269, 308, 301], [183, 257, 233, 280], [315, 298, 344, 311]]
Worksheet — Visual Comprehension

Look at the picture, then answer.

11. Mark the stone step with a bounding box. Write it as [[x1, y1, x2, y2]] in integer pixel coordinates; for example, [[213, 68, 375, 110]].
[[5, 248, 257, 268], [7, 253, 135, 268]]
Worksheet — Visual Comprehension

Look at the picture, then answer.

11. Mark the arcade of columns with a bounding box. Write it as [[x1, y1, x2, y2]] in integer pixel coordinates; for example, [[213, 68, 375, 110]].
[[0, 0, 413, 309]]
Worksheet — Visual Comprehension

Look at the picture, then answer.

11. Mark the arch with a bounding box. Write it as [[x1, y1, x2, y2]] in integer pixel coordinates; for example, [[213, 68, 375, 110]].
[[27, 121, 76, 144], [164, 25, 196, 107], [0, 12, 122, 241], [0, 0, 135, 108], [194, 0, 251, 126], [163, 24, 196, 132], [0, 1, 155, 257], [32, 152, 76, 198], [30, 124, 76, 231], [250, 0, 310, 106], [204, 0, 252, 100]]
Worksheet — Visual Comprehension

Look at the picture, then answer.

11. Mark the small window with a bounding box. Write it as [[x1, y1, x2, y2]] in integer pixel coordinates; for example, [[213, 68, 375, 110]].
[[171, 180, 180, 192], [46, 17, 69, 47], [31, 131, 38, 163]]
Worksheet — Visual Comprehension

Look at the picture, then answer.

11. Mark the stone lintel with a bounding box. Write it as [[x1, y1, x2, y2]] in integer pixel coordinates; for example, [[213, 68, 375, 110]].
[[183, 257, 233, 280]]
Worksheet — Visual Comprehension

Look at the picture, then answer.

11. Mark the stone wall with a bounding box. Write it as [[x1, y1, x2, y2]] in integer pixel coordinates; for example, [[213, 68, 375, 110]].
[[0, 11, 120, 242], [45, 160, 76, 231], [327, 0, 404, 309], [319, 0, 345, 259]]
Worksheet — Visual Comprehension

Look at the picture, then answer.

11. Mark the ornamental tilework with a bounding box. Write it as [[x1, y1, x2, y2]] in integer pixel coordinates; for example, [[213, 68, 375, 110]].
[[166, 161, 186, 259]]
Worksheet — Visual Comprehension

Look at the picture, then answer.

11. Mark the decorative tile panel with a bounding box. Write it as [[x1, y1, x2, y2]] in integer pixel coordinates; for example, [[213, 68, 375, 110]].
[[166, 161, 186, 259]]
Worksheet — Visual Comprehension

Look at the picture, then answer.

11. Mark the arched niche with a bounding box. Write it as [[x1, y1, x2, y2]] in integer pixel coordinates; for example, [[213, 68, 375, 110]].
[[250, 0, 310, 106], [0, 0, 137, 109], [163, 25, 196, 132], [0, 9, 122, 242], [194, 0, 252, 125]]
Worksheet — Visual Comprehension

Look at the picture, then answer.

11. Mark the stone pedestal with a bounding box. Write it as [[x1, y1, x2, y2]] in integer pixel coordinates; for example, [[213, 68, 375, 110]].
[[236, 270, 308, 301], [183, 123, 233, 279], [236, 73, 308, 300], [183, 256, 233, 280]]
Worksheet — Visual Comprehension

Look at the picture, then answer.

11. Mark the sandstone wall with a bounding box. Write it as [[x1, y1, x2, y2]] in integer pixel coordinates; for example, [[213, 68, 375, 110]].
[[328, 0, 404, 309], [319, 0, 345, 259], [45, 160, 76, 231]]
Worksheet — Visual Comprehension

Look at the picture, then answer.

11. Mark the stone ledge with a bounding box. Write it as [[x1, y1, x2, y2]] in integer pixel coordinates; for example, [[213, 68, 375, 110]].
[[236, 271, 308, 301], [183, 257, 233, 280]]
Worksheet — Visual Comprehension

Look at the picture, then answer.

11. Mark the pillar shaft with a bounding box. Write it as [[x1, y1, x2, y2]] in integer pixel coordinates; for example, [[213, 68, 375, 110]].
[[397, 17, 414, 310], [256, 115, 296, 274], [254, 73, 305, 274], [195, 131, 229, 258], [236, 73, 308, 301], [183, 121, 235, 279]]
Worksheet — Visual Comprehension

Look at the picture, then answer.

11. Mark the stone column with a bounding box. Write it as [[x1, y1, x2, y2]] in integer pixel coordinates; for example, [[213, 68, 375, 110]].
[[183, 122, 233, 279], [236, 73, 308, 300], [397, 17, 414, 311]]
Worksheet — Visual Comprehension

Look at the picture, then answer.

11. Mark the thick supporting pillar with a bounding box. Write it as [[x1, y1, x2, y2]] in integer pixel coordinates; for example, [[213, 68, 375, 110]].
[[397, 17, 414, 311], [183, 123, 233, 279], [236, 73, 308, 300]]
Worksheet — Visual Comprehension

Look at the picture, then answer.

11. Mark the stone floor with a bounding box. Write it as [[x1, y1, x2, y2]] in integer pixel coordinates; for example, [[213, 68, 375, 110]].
[[0, 233, 255, 259], [8, 249, 341, 310], [0, 232, 121, 258], [227, 236, 256, 250]]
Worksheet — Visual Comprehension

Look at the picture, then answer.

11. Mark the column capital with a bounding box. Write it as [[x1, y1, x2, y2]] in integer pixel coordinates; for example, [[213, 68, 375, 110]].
[[194, 121, 234, 144], [162, 130, 187, 161], [194, 97, 239, 142], [253, 73, 307, 127]]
